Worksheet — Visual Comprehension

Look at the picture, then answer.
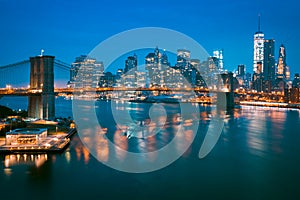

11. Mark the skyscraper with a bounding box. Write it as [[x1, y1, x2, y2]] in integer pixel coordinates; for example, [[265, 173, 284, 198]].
[[146, 49, 160, 86], [176, 49, 196, 86], [292, 73, 300, 88], [253, 15, 264, 73], [69, 55, 104, 88], [124, 54, 137, 73], [263, 39, 275, 92], [237, 64, 245, 77], [277, 44, 290, 80], [213, 49, 224, 71], [124, 54, 138, 87]]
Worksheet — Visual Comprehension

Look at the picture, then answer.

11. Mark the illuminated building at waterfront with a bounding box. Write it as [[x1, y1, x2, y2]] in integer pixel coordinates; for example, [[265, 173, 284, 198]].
[[69, 55, 104, 88]]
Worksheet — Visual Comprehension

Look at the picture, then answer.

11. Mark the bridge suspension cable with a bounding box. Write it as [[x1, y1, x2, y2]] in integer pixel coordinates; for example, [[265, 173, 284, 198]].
[[54, 59, 71, 71], [0, 60, 30, 71], [0, 58, 71, 88]]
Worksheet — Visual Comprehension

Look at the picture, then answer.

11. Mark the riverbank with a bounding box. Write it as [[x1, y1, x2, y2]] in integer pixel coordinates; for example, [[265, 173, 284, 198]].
[[239, 101, 300, 109]]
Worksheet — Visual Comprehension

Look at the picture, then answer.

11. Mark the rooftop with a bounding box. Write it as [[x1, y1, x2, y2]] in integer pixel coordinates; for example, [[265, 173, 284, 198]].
[[7, 128, 47, 135]]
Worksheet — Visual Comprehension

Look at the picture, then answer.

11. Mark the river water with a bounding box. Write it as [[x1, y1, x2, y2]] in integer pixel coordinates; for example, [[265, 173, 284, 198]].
[[0, 96, 299, 199]]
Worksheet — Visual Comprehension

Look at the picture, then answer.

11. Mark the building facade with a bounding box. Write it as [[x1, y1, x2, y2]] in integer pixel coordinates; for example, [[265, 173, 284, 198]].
[[69, 55, 104, 88], [253, 16, 264, 73], [263, 39, 275, 92]]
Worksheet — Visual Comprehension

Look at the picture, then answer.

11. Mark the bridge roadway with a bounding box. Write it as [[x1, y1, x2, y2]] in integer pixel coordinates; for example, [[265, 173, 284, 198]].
[[0, 87, 212, 96], [0, 87, 285, 104]]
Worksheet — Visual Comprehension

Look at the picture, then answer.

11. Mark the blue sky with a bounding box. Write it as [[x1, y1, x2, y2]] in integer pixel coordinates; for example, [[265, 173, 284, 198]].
[[1, 0, 300, 84]]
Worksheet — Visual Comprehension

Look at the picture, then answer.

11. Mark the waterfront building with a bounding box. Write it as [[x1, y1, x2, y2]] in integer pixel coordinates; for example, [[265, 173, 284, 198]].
[[69, 55, 104, 88], [5, 128, 47, 145], [99, 72, 115, 87], [290, 74, 300, 103], [289, 88, 300, 103]]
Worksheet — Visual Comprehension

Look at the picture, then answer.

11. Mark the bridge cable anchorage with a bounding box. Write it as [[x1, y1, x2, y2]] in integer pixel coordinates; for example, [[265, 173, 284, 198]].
[[0, 60, 30, 70]]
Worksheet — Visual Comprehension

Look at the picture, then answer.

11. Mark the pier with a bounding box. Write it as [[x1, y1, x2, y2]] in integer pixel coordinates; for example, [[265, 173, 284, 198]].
[[0, 128, 76, 154]]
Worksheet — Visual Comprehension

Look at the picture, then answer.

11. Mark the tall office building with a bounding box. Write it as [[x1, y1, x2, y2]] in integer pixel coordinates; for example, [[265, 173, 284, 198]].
[[146, 49, 160, 86], [277, 44, 290, 80], [237, 64, 245, 77], [176, 49, 196, 86], [123, 54, 138, 87], [177, 49, 191, 65], [213, 49, 224, 71], [273, 45, 288, 93], [253, 15, 264, 73], [263, 39, 276, 92], [161, 50, 169, 66], [70, 55, 104, 88], [292, 73, 300, 88], [124, 54, 137, 73]]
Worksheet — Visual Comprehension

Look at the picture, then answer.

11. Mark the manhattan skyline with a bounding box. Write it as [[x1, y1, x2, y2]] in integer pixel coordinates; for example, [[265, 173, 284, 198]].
[[1, 0, 300, 76]]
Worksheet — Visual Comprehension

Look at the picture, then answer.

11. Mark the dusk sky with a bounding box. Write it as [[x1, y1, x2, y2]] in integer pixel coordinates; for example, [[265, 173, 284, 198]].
[[1, 0, 300, 82]]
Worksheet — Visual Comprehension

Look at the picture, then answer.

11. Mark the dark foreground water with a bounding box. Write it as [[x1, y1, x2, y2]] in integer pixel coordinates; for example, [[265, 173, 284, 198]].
[[0, 97, 300, 199]]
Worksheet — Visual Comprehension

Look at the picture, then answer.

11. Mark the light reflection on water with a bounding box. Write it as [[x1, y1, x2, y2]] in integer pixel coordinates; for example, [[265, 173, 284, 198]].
[[1, 102, 300, 199]]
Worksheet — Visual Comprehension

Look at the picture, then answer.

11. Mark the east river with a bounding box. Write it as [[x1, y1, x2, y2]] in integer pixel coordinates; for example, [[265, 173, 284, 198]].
[[0, 96, 299, 199]]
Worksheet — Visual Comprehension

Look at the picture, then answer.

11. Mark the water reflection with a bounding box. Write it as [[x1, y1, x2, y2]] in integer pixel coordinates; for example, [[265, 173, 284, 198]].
[[221, 106, 289, 159], [72, 135, 91, 164], [2, 153, 48, 176], [0, 100, 299, 198], [4, 154, 48, 168]]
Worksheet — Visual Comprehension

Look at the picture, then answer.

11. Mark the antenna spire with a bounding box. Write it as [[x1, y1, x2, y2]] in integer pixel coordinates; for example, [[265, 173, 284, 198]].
[[258, 13, 261, 32]]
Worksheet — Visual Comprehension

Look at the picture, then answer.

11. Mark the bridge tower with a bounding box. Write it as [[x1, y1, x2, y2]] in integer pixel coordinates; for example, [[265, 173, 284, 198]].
[[217, 72, 235, 111], [28, 55, 55, 119]]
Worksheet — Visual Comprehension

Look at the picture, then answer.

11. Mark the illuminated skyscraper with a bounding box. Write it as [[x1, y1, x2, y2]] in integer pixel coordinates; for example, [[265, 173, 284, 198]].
[[124, 54, 137, 73], [237, 64, 245, 77], [177, 49, 191, 65], [124, 54, 138, 87], [176, 49, 196, 86], [70, 55, 104, 88], [277, 44, 290, 80], [263, 39, 275, 92], [213, 49, 224, 71], [253, 15, 264, 73]]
